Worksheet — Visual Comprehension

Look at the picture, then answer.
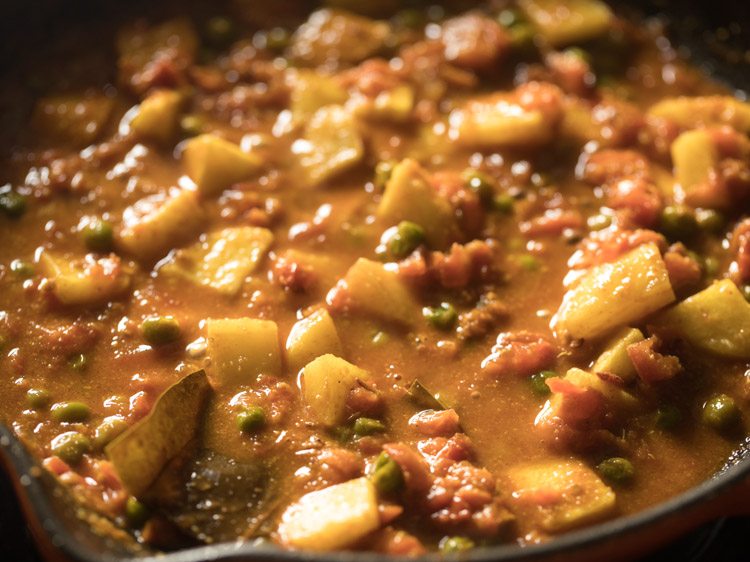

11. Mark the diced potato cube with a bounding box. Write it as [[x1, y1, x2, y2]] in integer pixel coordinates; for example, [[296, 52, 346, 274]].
[[159, 227, 273, 296], [276, 249, 346, 297], [519, 0, 612, 47], [562, 368, 638, 410], [289, 70, 348, 126], [338, 258, 419, 327], [279, 477, 380, 551], [648, 96, 750, 133], [671, 129, 718, 194], [352, 85, 415, 123], [293, 105, 364, 186], [659, 279, 750, 359], [130, 90, 184, 143], [592, 327, 644, 383], [32, 95, 115, 147], [377, 159, 458, 248], [506, 459, 616, 532], [206, 318, 281, 387], [561, 98, 601, 144], [450, 95, 553, 149], [39, 252, 131, 306], [551, 243, 675, 341], [183, 134, 262, 196], [290, 9, 389, 67], [286, 309, 344, 374], [118, 188, 205, 261], [300, 354, 370, 426]]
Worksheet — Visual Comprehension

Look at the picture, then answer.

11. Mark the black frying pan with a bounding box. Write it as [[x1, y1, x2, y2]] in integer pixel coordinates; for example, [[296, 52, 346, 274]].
[[1, 1, 750, 560]]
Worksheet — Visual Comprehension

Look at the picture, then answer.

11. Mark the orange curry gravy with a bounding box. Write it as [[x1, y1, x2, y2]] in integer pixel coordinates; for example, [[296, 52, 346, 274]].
[[1, 0, 750, 555]]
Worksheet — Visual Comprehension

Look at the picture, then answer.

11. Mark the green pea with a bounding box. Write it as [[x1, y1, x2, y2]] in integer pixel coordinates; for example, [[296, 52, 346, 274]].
[[463, 169, 494, 203], [565, 47, 592, 64], [370, 452, 404, 494], [423, 302, 458, 331], [509, 22, 536, 50], [237, 406, 266, 433], [51, 401, 91, 423], [69, 353, 88, 372], [141, 316, 181, 346], [265, 27, 290, 52], [51, 431, 91, 465], [81, 219, 114, 252], [531, 172, 551, 188], [695, 208, 726, 234], [124, 496, 150, 528], [493, 193, 515, 214], [93, 416, 128, 449], [374, 160, 396, 190], [180, 114, 205, 137], [0, 190, 27, 218], [440, 536, 475, 553], [587, 213, 612, 231], [703, 256, 720, 278], [353, 417, 386, 437], [518, 254, 540, 271], [498, 8, 524, 28], [596, 457, 635, 484], [529, 371, 557, 397], [394, 8, 425, 29], [743, 285, 750, 303], [26, 388, 50, 409], [702, 394, 740, 430], [655, 404, 682, 430], [388, 221, 425, 259], [204, 16, 236, 47], [10, 259, 34, 278], [659, 206, 698, 241]]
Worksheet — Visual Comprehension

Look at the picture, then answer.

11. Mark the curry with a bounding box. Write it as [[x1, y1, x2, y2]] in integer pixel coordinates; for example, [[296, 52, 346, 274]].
[[2, 0, 750, 555]]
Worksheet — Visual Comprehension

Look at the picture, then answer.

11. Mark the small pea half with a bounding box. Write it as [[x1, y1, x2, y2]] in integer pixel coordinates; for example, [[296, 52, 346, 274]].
[[237, 406, 266, 434], [596, 457, 635, 484], [702, 394, 740, 430], [141, 316, 181, 346], [353, 417, 386, 437], [440, 536, 476, 553], [51, 431, 91, 465], [0, 189, 27, 218], [423, 302, 458, 331], [370, 452, 404, 495], [529, 371, 557, 397], [51, 401, 91, 423]]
